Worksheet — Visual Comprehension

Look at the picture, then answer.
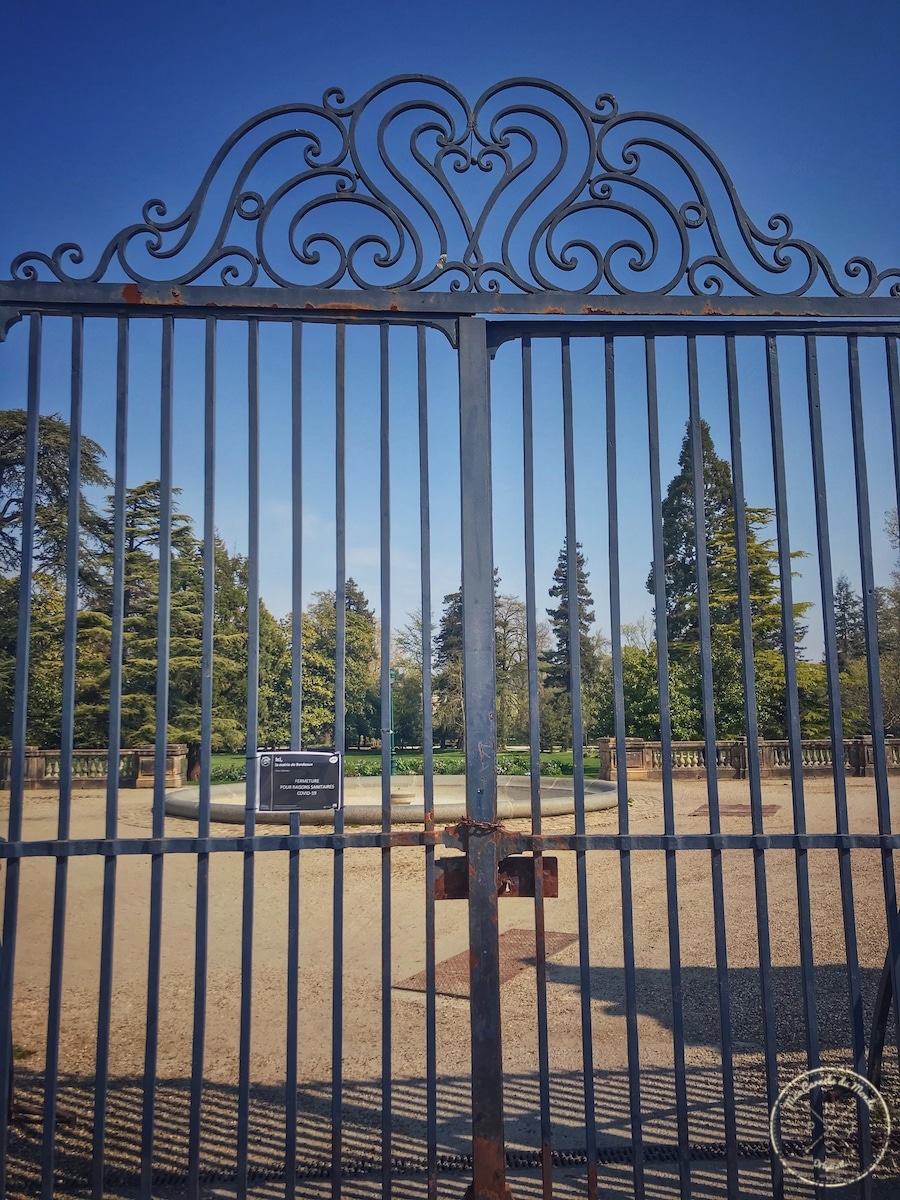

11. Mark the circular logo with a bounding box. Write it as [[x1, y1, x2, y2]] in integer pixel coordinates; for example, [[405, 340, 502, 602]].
[[770, 1067, 891, 1187], [260, 755, 271, 767], [329, 755, 338, 764]]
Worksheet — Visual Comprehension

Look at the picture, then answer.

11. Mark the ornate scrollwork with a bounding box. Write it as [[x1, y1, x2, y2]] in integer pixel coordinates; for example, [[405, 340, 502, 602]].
[[11, 76, 900, 298]]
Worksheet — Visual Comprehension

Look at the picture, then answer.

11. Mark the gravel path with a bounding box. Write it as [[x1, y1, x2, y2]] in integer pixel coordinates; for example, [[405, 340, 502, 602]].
[[3, 774, 900, 1197]]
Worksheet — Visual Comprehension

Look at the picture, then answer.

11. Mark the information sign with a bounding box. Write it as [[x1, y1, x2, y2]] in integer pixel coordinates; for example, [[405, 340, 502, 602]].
[[255, 750, 343, 813]]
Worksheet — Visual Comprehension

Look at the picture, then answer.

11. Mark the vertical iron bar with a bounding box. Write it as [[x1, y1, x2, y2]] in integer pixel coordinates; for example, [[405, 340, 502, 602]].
[[286, 810, 301, 1200], [847, 335, 900, 1110], [560, 335, 598, 1200], [379, 324, 393, 1199], [291, 320, 303, 752], [40, 314, 83, 1199], [725, 335, 783, 1197], [765, 336, 808, 807], [645, 336, 691, 1197], [92, 316, 128, 1200], [686, 335, 739, 1196], [0, 312, 39, 1197], [142, 322, 172, 1191], [237, 319, 260, 1200], [286, 320, 303, 1197], [140, 315, 174, 1200], [805, 336, 871, 1193], [457, 315, 507, 1200], [188, 315, 216, 1199], [522, 337, 553, 1200], [332, 322, 347, 1200], [885, 334, 900, 1073], [417, 326, 438, 1200], [561, 338, 587, 826], [605, 336, 644, 1198]]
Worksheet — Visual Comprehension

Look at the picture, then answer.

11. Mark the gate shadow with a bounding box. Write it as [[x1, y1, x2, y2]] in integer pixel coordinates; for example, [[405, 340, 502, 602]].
[[6, 1061, 900, 1199], [543, 962, 888, 1052]]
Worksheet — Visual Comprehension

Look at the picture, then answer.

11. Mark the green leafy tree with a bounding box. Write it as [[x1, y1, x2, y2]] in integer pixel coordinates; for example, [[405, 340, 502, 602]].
[[432, 572, 530, 750], [432, 573, 504, 751], [834, 574, 866, 672], [649, 419, 808, 656], [874, 579, 900, 735], [75, 484, 289, 766], [433, 589, 465, 749], [592, 633, 830, 742], [0, 571, 66, 747], [258, 610, 292, 749], [75, 482, 204, 752], [542, 540, 600, 748], [591, 623, 701, 742], [0, 410, 111, 590], [545, 540, 596, 691], [300, 579, 379, 747], [391, 612, 426, 750], [649, 419, 733, 647], [839, 657, 873, 736], [494, 594, 529, 748], [647, 420, 814, 737], [292, 635, 336, 748]]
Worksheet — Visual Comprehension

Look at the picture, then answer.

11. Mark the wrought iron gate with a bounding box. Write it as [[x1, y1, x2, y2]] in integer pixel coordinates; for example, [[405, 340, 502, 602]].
[[1, 77, 900, 1199]]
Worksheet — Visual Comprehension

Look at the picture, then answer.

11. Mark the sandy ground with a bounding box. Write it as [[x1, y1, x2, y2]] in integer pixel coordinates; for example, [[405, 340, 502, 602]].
[[3, 774, 900, 1198]]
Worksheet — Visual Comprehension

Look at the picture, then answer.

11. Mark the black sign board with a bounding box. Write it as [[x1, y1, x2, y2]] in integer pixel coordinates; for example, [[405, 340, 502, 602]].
[[255, 751, 343, 812]]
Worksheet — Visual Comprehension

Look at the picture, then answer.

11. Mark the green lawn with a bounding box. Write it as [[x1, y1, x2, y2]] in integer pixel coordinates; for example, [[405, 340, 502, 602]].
[[197, 748, 600, 783]]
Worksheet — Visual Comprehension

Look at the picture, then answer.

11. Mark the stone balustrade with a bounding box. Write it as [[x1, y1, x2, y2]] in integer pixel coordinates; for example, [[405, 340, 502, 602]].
[[598, 736, 898, 781], [0, 746, 188, 790]]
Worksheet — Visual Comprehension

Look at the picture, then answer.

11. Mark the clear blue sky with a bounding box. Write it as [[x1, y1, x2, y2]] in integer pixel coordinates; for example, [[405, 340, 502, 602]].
[[2, 1, 899, 651]]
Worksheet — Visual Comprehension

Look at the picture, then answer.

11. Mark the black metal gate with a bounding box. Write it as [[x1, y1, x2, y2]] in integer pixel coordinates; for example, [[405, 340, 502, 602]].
[[1, 77, 900, 1199]]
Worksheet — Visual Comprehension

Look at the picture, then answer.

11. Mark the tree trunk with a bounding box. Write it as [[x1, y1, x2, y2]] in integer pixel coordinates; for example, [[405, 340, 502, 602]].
[[187, 742, 201, 781]]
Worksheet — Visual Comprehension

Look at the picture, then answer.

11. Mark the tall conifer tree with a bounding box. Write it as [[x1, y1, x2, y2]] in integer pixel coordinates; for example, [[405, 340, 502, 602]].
[[545, 539, 596, 692]]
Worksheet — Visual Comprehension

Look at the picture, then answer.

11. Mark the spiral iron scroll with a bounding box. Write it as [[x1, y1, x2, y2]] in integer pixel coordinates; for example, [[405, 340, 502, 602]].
[[11, 76, 900, 298]]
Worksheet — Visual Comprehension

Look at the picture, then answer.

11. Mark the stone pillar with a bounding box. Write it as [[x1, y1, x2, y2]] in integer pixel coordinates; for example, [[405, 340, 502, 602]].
[[850, 736, 867, 777], [730, 738, 748, 779], [599, 737, 647, 781], [167, 744, 188, 788], [23, 746, 44, 788], [598, 738, 614, 781]]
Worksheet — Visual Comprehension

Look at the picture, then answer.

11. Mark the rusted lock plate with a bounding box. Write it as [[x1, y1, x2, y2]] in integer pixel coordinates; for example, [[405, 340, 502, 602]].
[[498, 855, 559, 897], [434, 856, 470, 900], [434, 855, 558, 899]]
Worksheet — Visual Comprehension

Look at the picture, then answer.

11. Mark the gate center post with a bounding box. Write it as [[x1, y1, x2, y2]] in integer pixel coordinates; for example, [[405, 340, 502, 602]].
[[457, 316, 512, 1200]]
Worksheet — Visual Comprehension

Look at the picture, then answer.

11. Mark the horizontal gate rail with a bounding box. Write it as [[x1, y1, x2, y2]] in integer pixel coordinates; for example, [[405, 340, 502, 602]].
[[3, 281, 900, 324], [1, 832, 900, 857], [3, 298, 900, 337]]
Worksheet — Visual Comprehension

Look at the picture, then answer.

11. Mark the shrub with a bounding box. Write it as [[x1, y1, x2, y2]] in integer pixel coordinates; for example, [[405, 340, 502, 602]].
[[210, 762, 246, 783], [394, 756, 423, 775], [345, 758, 382, 777], [496, 753, 531, 775], [432, 757, 466, 775]]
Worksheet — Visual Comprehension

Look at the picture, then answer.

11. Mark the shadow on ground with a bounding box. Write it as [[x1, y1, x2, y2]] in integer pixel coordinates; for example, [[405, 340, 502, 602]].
[[542, 963, 888, 1052], [6, 1062, 900, 1199]]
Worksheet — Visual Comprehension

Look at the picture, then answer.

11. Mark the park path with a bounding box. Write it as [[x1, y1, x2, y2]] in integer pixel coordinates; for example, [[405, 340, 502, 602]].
[[2, 775, 899, 1197]]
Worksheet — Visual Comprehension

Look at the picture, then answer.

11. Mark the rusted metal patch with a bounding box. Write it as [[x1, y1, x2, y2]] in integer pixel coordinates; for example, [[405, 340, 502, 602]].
[[434, 855, 470, 899], [395, 928, 577, 998], [498, 856, 558, 897], [463, 1160, 513, 1200], [434, 855, 558, 899]]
